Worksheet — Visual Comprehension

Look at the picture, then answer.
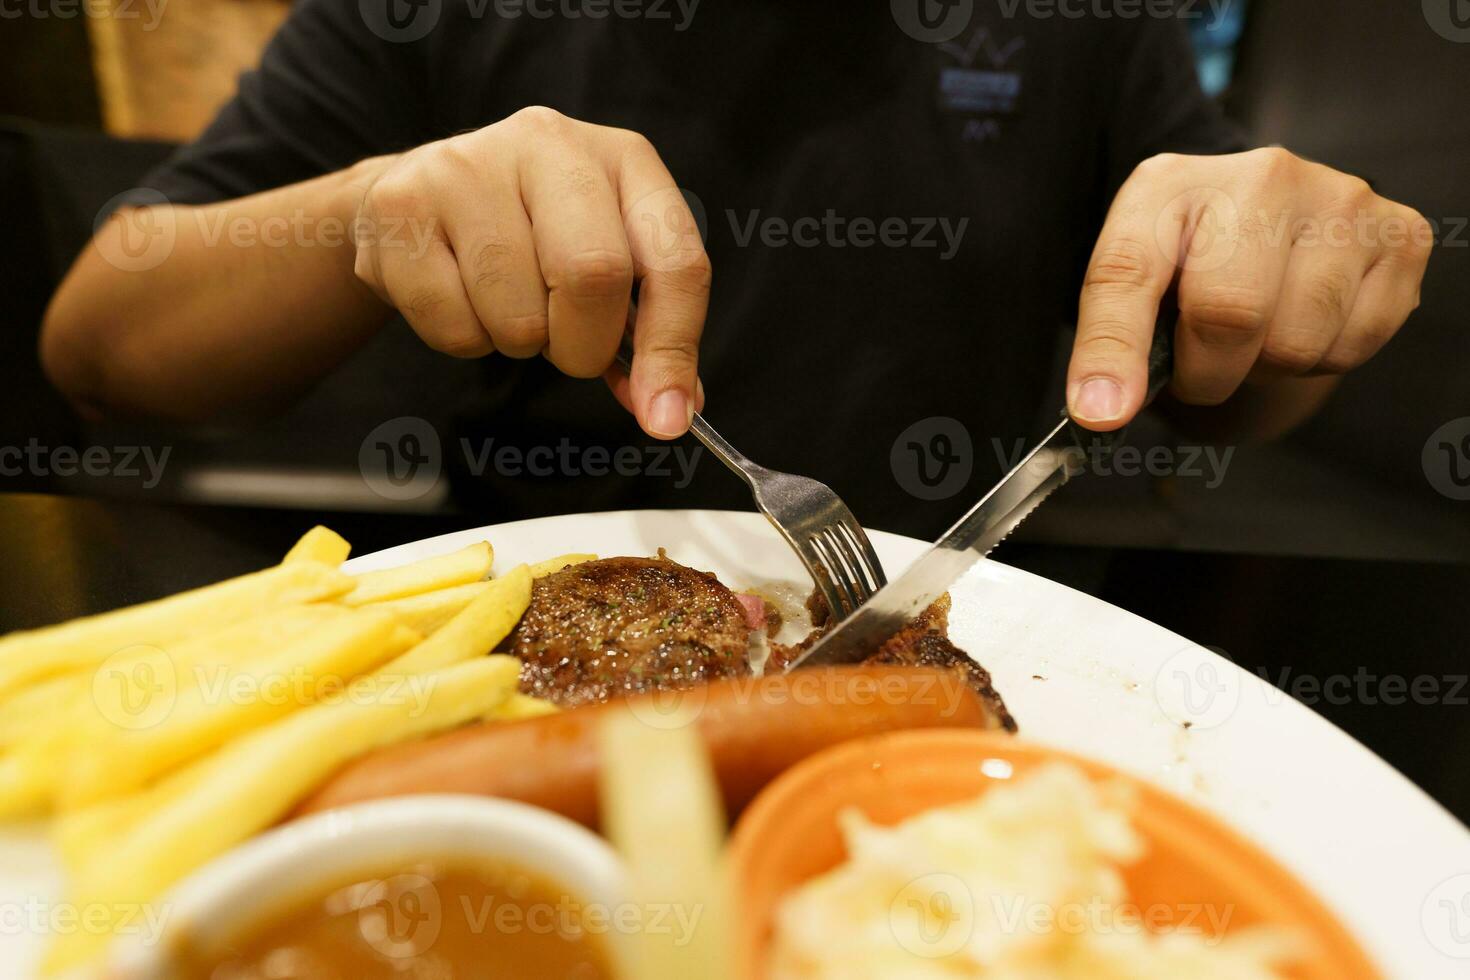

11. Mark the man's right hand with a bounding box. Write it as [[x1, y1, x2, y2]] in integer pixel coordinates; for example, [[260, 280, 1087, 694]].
[[352, 106, 711, 439]]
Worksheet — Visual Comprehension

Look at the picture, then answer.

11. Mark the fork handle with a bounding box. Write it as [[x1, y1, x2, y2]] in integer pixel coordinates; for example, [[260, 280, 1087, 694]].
[[613, 339, 765, 487]]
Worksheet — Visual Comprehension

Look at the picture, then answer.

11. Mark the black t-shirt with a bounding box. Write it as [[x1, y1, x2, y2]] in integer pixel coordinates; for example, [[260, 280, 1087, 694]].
[[143, 0, 1242, 538]]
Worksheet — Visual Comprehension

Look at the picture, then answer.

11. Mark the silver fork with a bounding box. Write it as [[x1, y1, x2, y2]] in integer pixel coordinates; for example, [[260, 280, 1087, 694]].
[[614, 341, 887, 620]]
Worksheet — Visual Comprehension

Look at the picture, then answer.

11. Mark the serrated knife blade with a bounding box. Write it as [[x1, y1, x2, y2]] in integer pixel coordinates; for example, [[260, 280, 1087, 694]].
[[787, 415, 1085, 669], [787, 316, 1177, 671]]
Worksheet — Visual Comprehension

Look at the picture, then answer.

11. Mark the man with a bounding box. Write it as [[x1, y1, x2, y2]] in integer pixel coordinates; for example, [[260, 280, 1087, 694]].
[[40, 2, 1431, 537]]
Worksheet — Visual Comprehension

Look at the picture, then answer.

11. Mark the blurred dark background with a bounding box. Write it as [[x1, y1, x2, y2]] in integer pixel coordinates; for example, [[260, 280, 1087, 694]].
[[1, 0, 1467, 561]]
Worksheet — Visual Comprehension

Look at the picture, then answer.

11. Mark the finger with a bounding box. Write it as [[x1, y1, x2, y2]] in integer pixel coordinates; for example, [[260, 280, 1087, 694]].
[[603, 305, 707, 418], [518, 140, 633, 379], [443, 173, 549, 359], [1244, 240, 1369, 382], [1068, 164, 1188, 430], [370, 231, 491, 359], [1173, 194, 1294, 399], [1314, 210, 1432, 374], [617, 134, 710, 439]]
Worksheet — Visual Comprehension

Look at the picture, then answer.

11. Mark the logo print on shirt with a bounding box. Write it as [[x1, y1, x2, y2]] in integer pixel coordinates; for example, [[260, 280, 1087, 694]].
[[938, 27, 1025, 120]]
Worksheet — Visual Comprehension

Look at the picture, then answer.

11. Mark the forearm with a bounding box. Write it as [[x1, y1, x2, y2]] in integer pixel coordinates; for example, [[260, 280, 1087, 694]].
[[41, 156, 398, 422], [1156, 374, 1340, 444]]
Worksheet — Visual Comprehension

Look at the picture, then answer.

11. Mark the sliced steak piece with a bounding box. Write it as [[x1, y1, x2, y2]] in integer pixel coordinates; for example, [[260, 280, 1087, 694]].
[[774, 593, 1017, 732], [866, 595, 1016, 732], [509, 554, 753, 708]]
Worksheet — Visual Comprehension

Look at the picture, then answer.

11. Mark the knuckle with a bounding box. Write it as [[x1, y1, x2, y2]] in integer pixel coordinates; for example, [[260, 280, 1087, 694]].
[[1343, 175, 1376, 205], [659, 248, 714, 294], [1085, 238, 1155, 291], [553, 249, 635, 298], [352, 248, 378, 288], [1076, 321, 1142, 360], [363, 172, 426, 218], [1246, 146, 1298, 181], [1355, 312, 1404, 351], [612, 127, 656, 156], [1259, 333, 1326, 375], [645, 336, 700, 369], [1403, 211, 1436, 260], [1306, 268, 1355, 323], [486, 311, 549, 354], [1183, 285, 1271, 345], [636, 340, 701, 390], [1134, 152, 1182, 180], [470, 237, 516, 290], [1314, 350, 1358, 375], [510, 105, 571, 134], [401, 285, 448, 321]]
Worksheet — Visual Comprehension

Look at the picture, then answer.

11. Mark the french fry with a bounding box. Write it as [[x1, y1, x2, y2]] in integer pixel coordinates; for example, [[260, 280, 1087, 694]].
[[282, 525, 351, 566], [6, 604, 351, 752], [366, 580, 492, 634], [2, 606, 351, 816], [0, 560, 353, 701], [527, 552, 597, 577], [340, 541, 493, 606], [374, 565, 531, 677], [600, 714, 731, 980], [363, 552, 589, 634], [47, 655, 522, 974], [53, 793, 149, 873], [0, 745, 51, 819], [489, 692, 559, 721], [61, 608, 419, 808], [0, 672, 85, 750]]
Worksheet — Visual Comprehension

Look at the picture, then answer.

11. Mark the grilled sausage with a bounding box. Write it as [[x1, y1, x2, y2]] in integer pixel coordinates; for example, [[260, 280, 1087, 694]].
[[294, 666, 1006, 827]]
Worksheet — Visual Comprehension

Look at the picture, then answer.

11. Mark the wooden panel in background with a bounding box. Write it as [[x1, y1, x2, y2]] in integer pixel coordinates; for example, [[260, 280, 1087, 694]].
[[86, 0, 290, 141]]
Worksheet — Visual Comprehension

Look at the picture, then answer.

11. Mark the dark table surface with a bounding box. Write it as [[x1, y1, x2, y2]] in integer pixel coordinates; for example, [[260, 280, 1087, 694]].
[[3, 491, 1467, 826]]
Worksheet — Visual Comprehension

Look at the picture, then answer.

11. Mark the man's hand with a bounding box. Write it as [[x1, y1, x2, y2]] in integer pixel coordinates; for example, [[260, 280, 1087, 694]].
[[1067, 148, 1434, 431], [353, 107, 710, 439]]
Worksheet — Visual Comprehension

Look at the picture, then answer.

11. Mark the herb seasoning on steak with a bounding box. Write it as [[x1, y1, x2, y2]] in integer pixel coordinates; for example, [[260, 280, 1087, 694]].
[[509, 554, 754, 707]]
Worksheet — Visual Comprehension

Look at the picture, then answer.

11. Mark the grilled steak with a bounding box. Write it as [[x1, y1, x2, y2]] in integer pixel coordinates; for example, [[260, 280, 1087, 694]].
[[508, 554, 1015, 730], [773, 593, 1017, 732], [864, 595, 1016, 732], [510, 554, 753, 707]]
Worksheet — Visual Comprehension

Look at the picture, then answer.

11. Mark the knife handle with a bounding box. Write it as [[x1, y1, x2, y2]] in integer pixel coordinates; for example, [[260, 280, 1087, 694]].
[[1066, 309, 1176, 456]]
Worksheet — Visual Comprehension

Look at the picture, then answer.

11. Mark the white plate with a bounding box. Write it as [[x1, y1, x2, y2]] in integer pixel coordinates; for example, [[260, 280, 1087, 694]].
[[3, 509, 1467, 978]]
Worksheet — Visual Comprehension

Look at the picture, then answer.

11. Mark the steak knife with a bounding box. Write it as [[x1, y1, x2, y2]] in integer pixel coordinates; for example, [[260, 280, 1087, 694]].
[[787, 326, 1174, 670]]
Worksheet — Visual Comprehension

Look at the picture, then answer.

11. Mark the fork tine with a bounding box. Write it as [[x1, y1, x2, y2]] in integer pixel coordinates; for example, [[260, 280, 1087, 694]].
[[807, 533, 859, 620], [836, 518, 887, 592], [799, 540, 858, 625], [819, 525, 871, 607]]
